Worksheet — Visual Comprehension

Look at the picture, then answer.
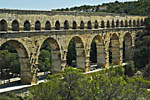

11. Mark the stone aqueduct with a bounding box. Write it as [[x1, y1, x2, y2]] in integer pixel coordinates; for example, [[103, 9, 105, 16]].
[[0, 9, 146, 84]]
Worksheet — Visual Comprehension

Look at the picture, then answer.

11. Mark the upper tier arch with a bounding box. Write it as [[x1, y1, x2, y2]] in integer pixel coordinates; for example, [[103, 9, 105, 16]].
[[0, 9, 146, 32]]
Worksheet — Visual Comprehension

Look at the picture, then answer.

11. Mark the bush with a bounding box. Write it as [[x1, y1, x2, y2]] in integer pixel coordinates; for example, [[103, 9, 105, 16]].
[[143, 64, 150, 79], [0, 92, 20, 100], [27, 66, 150, 100], [124, 61, 135, 76]]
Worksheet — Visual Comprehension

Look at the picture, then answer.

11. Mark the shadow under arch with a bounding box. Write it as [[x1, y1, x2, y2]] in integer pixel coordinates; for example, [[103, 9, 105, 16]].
[[120, 20, 124, 27], [123, 33, 132, 62], [140, 19, 144, 26], [90, 35, 106, 68], [137, 19, 140, 27], [112, 20, 115, 28], [72, 21, 77, 29], [35, 20, 41, 31], [38, 37, 62, 74], [0, 19, 7, 31], [80, 21, 84, 29], [94, 20, 99, 29], [0, 40, 31, 84], [101, 20, 105, 28], [66, 36, 86, 70], [125, 20, 128, 27], [129, 20, 132, 27], [133, 20, 136, 27], [55, 20, 60, 30], [45, 21, 51, 30], [24, 20, 31, 31], [109, 33, 120, 65], [116, 20, 119, 27], [87, 21, 92, 29], [12, 20, 19, 31], [64, 20, 69, 29], [107, 20, 110, 28]]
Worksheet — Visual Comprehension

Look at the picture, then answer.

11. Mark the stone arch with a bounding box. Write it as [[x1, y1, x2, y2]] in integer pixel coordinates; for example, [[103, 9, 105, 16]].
[[107, 20, 110, 28], [90, 35, 106, 67], [66, 36, 85, 52], [137, 19, 140, 27], [144, 18, 147, 24], [64, 20, 69, 29], [72, 21, 77, 29], [24, 20, 31, 31], [129, 20, 132, 27], [120, 20, 124, 27], [35, 20, 41, 30], [101, 20, 105, 28], [67, 36, 85, 70], [45, 21, 51, 30], [133, 20, 136, 27], [123, 33, 132, 62], [125, 20, 128, 27], [55, 20, 60, 30], [141, 19, 144, 26], [12, 20, 19, 31], [80, 21, 84, 29], [112, 20, 115, 28], [94, 20, 99, 29], [0, 40, 31, 84], [0, 19, 7, 31], [110, 33, 120, 64], [116, 20, 119, 27], [87, 21, 92, 29], [38, 37, 62, 73]]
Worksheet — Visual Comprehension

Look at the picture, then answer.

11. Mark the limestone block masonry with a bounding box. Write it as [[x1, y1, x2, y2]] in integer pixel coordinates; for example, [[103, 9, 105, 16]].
[[0, 9, 145, 84]]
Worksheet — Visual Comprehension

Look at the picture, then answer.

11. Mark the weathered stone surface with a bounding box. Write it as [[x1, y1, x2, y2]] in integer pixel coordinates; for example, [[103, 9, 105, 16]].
[[0, 9, 145, 84]]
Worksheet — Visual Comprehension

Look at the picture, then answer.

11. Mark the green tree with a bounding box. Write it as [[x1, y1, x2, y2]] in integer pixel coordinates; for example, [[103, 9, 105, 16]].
[[67, 40, 76, 66], [38, 49, 51, 72], [38, 41, 52, 72], [60, 67, 89, 100], [54, 0, 150, 16], [28, 67, 89, 100], [124, 61, 135, 76], [27, 66, 150, 100], [28, 74, 62, 100], [0, 50, 20, 78], [133, 17, 150, 69], [90, 41, 97, 63], [145, 17, 150, 32], [89, 67, 126, 99], [143, 64, 150, 79], [0, 92, 20, 100]]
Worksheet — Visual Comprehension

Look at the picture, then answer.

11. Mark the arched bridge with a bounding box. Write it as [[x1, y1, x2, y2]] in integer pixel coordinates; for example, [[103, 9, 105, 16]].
[[0, 9, 146, 84]]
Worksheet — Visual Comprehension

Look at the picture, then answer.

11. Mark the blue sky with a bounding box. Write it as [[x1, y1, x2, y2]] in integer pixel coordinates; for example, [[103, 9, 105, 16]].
[[0, 0, 137, 10]]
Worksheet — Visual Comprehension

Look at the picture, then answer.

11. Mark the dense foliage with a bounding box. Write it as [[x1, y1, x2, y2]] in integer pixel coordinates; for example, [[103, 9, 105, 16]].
[[132, 17, 150, 79], [0, 44, 20, 79], [23, 67, 150, 100], [66, 40, 76, 66], [54, 0, 150, 16], [90, 41, 97, 63], [38, 41, 51, 72], [1, 67, 150, 100], [133, 34, 150, 69], [0, 92, 20, 100], [0, 50, 20, 74]]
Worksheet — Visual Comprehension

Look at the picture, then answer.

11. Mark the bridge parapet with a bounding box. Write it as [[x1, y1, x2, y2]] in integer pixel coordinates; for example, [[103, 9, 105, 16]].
[[0, 9, 146, 32]]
